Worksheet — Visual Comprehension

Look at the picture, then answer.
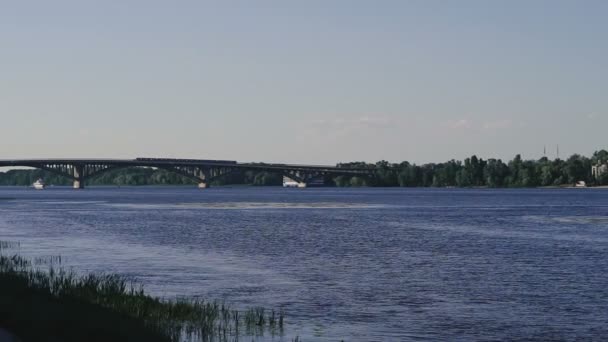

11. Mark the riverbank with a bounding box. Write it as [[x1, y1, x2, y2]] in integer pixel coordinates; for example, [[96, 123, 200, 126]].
[[0, 242, 283, 342]]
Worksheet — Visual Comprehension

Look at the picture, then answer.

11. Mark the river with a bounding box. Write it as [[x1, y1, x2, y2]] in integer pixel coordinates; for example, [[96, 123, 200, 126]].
[[1, 187, 607, 341]]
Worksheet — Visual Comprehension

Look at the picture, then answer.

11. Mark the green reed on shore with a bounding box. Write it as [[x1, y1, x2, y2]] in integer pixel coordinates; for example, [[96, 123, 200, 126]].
[[0, 240, 284, 342]]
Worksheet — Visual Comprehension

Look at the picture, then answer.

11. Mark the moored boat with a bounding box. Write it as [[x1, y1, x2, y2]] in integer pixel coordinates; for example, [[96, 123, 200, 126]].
[[283, 176, 300, 188], [33, 179, 45, 190]]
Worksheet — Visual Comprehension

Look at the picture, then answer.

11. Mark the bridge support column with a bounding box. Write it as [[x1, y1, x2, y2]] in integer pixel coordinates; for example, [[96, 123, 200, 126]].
[[73, 165, 85, 189], [197, 168, 210, 189], [73, 179, 84, 189]]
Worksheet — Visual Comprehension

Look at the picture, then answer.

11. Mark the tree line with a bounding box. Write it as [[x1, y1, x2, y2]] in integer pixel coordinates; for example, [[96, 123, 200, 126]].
[[336, 150, 608, 187], [1, 150, 607, 187]]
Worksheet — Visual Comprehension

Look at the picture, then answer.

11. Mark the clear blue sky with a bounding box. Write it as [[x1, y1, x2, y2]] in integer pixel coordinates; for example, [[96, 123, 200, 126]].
[[1, 0, 606, 164]]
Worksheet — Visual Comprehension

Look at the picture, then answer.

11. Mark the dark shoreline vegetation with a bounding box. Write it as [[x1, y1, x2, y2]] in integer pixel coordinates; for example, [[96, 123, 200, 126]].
[[0, 241, 285, 342], [1, 150, 607, 187]]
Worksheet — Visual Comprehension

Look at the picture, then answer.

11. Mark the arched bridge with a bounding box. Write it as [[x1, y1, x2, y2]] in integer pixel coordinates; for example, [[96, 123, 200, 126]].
[[0, 158, 374, 189]]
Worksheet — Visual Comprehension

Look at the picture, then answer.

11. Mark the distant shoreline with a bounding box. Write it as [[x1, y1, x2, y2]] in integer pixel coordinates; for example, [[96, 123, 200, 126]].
[[3, 151, 608, 189], [1, 184, 607, 189]]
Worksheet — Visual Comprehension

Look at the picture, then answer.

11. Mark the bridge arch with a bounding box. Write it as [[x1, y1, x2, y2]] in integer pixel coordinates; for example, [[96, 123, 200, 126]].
[[154, 166, 206, 186], [0, 159, 376, 189], [3, 162, 82, 187]]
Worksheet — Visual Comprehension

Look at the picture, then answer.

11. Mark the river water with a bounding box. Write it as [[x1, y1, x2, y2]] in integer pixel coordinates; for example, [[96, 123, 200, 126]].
[[1, 187, 607, 341]]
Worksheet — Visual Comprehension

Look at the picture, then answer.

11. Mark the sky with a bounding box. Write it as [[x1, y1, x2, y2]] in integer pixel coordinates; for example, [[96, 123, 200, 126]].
[[1, 0, 607, 165]]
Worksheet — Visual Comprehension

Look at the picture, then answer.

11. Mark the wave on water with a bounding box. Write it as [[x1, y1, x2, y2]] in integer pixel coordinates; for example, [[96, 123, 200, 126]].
[[25, 201, 109, 205], [522, 215, 608, 225], [388, 221, 608, 244], [102, 202, 387, 210]]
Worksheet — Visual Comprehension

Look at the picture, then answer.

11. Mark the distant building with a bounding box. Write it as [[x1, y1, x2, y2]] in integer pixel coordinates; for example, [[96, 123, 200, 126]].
[[592, 163, 608, 179]]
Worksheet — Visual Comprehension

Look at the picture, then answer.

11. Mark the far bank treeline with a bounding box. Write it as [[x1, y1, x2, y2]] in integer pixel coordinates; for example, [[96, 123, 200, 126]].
[[1, 150, 608, 188]]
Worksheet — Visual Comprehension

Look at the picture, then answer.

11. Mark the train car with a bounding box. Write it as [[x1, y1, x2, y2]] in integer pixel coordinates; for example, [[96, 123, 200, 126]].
[[135, 158, 237, 164]]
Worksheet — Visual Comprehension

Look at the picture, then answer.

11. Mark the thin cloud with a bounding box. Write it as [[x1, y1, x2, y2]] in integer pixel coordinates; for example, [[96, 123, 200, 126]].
[[442, 119, 472, 129], [301, 116, 394, 141], [310, 116, 393, 129], [356, 116, 391, 126], [441, 118, 517, 131], [482, 120, 512, 130]]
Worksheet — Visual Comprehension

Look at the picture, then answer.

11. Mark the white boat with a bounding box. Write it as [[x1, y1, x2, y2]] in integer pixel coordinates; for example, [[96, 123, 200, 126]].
[[33, 179, 46, 190], [283, 176, 301, 188]]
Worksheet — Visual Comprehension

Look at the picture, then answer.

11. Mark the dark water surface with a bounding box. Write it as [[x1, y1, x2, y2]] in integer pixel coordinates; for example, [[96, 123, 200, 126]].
[[1, 187, 608, 341]]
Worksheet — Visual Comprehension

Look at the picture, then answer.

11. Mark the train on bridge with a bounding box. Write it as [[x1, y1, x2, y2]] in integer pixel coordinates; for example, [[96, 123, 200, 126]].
[[135, 158, 237, 165]]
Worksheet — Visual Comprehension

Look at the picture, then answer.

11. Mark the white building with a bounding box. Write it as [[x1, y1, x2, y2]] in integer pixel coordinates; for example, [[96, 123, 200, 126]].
[[592, 163, 608, 179]]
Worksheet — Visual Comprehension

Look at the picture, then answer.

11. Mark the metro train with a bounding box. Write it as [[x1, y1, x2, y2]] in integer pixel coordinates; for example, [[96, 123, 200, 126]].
[[135, 158, 237, 164]]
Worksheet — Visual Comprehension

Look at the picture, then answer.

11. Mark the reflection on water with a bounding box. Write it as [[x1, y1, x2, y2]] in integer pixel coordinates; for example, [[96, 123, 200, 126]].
[[1, 187, 608, 341]]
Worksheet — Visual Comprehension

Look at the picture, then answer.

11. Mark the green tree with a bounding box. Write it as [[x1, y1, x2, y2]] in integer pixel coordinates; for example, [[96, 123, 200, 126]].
[[565, 154, 590, 184], [484, 159, 509, 187]]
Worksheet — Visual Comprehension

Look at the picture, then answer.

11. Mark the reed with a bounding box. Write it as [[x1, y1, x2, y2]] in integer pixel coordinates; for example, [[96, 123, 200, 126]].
[[0, 240, 285, 341]]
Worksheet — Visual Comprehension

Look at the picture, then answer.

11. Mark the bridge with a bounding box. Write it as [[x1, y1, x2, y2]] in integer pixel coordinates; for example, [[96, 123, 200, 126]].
[[0, 158, 374, 189]]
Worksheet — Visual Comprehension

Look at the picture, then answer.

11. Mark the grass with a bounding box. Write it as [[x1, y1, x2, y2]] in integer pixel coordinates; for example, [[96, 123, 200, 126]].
[[0, 241, 284, 341]]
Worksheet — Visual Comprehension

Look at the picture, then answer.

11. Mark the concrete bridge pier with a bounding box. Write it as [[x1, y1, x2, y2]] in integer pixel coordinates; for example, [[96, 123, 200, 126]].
[[73, 179, 84, 189], [73, 165, 85, 189], [196, 169, 209, 189]]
